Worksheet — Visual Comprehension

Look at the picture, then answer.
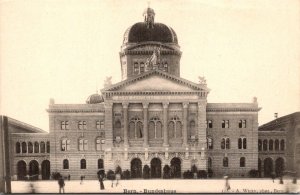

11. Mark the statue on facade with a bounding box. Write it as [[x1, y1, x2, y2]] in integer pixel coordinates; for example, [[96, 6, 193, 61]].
[[145, 47, 161, 71], [198, 76, 206, 85], [104, 76, 112, 88]]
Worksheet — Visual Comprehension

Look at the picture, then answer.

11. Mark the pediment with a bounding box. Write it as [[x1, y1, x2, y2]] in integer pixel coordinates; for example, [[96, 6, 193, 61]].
[[103, 70, 207, 93]]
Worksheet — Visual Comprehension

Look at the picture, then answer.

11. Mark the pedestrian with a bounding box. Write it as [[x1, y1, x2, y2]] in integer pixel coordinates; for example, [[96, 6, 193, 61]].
[[99, 174, 105, 190], [80, 175, 84, 184], [271, 172, 275, 183], [58, 176, 65, 193], [68, 174, 70, 181], [224, 176, 230, 192]]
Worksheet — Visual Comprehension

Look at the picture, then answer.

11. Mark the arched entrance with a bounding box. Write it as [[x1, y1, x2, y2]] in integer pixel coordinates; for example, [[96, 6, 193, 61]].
[[17, 161, 27, 180], [150, 158, 161, 178], [264, 158, 273, 178], [258, 158, 262, 177], [170, 157, 181, 178], [29, 160, 39, 180], [41, 160, 50, 180], [131, 158, 142, 178], [275, 158, 284, 177]]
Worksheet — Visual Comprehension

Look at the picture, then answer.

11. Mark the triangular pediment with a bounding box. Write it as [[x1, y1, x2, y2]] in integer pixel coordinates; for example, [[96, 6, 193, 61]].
[[102, 70, 208, 93]]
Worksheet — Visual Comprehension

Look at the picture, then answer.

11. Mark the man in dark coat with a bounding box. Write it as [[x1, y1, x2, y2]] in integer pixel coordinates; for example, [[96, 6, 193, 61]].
[[99, 174, 105, 190], [58, 176, 65, 193]]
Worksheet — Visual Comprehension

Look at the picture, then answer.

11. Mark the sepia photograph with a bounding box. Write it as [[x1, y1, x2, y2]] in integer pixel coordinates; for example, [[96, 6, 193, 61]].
[[0, 0, 300, 193]]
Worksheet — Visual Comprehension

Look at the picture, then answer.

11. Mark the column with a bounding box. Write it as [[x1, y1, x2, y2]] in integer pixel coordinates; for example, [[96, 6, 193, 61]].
[[122, 103, 129, 147], [38, 164, 42, 180], [104, 102, 113, 147], [163, 102, 169, 147], [182, 102, 189, 147], [143, 102, 149, 147]]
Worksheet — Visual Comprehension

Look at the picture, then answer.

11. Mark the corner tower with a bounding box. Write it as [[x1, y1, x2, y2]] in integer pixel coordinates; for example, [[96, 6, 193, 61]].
[[120, 7, 182, 81]]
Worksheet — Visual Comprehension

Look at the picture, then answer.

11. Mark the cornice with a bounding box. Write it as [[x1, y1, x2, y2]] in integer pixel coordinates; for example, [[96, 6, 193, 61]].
[[47, 108, 105, 113], [206, 107, 261, 112]]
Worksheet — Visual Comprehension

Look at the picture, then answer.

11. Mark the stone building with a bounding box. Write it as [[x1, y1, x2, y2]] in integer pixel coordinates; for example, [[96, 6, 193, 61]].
[[2, 7, 263, 181], [258, 112, 300, 177]]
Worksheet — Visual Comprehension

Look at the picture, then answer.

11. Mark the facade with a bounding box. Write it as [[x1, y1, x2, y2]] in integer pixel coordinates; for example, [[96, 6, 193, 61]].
[[258, 112, 300, 178], [2, 8, 268, 181]]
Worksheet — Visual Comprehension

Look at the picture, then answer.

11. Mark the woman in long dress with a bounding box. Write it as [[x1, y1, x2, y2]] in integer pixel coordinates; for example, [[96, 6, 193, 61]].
[[99, 175, 105, 190]]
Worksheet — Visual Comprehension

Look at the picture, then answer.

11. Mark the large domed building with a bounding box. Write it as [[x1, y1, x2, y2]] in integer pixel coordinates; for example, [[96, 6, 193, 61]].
[[5, 7, 281, 183]]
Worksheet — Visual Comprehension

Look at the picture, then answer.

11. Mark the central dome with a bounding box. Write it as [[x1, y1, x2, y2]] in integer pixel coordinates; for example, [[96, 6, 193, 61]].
[[123, 22, 178, 44]]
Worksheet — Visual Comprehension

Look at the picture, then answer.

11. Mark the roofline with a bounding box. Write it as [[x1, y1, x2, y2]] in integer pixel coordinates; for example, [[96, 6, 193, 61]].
[[258, 111, 300, 130], [6, 116, 47, 133], [101, 69, 209, 93]]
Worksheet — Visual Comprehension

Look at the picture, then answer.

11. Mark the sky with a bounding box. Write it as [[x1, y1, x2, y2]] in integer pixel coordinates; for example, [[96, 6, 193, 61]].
[[1, 0, 300, 131]]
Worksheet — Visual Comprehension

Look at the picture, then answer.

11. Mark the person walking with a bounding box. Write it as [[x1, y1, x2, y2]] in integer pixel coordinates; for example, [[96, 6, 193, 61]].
[[58, 176, 65, 193], [224, 176, 231, 192], [99, 174, 105, 190], [80, 175, 84, 184]]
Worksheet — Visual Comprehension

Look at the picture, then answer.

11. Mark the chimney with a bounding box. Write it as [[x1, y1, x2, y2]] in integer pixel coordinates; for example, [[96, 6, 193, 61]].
[[274, 113, 278, 119], [49, 98, 55, 105]]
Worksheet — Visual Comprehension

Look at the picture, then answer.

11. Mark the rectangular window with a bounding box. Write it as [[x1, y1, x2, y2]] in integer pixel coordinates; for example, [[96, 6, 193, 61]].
[[61, 121, 69, 130], [134, 63, 139, 74], [239, 120, 246, 128], [100, 121, 104, 129], [78, 121, 87, 130], [140, 63, 145, 73], [222, 120, 229, 128], [96, 121, 101, 130]]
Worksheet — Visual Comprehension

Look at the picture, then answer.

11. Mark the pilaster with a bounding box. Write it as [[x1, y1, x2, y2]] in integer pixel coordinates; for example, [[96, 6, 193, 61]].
[[143, 102, 149, 147], [122, 102, 129, 147], [163, 102, 169, 147], [182, 102, 189, 147], [104, 102, 113, 148]]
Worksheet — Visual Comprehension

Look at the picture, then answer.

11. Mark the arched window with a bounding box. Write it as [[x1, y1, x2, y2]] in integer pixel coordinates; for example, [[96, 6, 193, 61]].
[[63, 159, 69, 169], [189, 120, 196, 137], [169, 116, 182, 138], [168, 121, 175, 138], [21, 142, 27, 153], [80, 159, 86, 169], [98, 159, 104, 169], [114, 120, 121, 138], [243, 138, 247, 149], [40, 141, 45, 153], [226, 138, 230, 149], [238, 137, 247, 149], [269, 140, 274, 151], [263, 139, 268, 151], [258, 139, 262, 151], [223, 157, 228, 167], [28, 142, 33, 153], [208, 157, 212, 169], [129, 117, 143, 139], [34, 141, 39, 153], [238, 138, 242, 149], [275, 139, 279, 151], [61, 139, 70, 151], [240, 157, 246, 167], [149, 117, 162, 139], [96, 138, 101, 151], [280, 139, 285, 151], [207, 137, 213, 149], [221, 138, 225, 149], [46, 141, 50, 153], [16, 142, 21, 154]]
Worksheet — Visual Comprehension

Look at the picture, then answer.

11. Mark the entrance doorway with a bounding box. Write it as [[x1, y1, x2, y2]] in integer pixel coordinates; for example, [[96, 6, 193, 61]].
[[264, 158, 273, 177], [131, 158, 142, 178], [41, 160, 50, 180], [17, 161, 27, 180], [170, 157, 181, 178], [275, 158, 284, 177], [150, 158, 161, 178], [29, 160, 39, 180]]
